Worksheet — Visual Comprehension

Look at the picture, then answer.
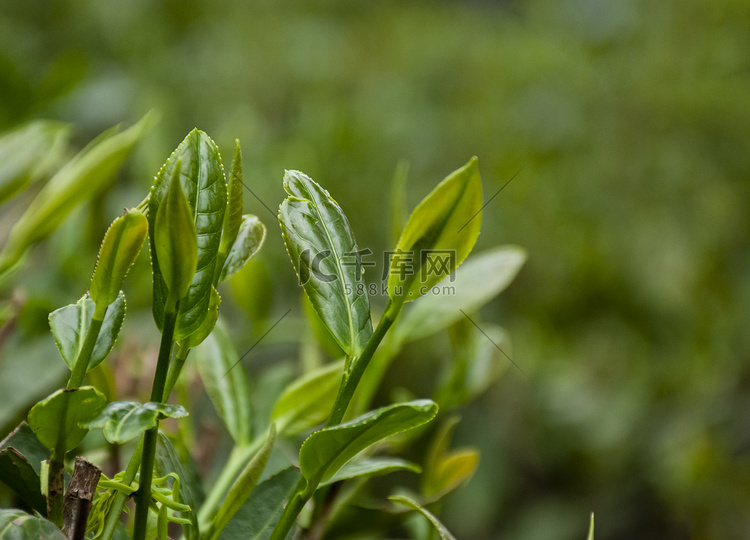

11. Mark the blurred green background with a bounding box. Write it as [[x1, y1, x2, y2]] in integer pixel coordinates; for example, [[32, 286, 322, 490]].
[[1, 0, 749, 538]]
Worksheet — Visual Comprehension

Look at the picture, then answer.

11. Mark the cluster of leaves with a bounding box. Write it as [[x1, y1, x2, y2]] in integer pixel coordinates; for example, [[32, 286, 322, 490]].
[[0, 119, 539, 540]]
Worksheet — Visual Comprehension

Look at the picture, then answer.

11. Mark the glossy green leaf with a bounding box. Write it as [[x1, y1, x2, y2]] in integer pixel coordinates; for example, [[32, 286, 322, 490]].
[[299, 399, 438, 487], [0, 509, 66, 539], [216, 140, 244, 280], [154, 160, 198, 310], [149, 129, 227, 342], [271, 360, 344, 436], [218, 466, 300, 540], [279, 170, 372, 358], [0, 113, 154, 278], [387, 157, 483, 303], [194, 321, 252, 445], [302, 293, 345, 359], [389, 495, 457, 540], [84, 401, 188, 444], [320, 457, 421, 488], [48, 292, 126, 373], [27, 386, 106, 451], [392, 245, 526, 344], [586, 513, 595, 540], [90, 209, 148, 309], [154, 432, 200, 540], [207, 425, 276, 540], [181, 287, 220, 349], [218, 215, 266, 283], [0, 422, 49, 514], [0, 120, 69, 206], [422, 416, 479, 499]]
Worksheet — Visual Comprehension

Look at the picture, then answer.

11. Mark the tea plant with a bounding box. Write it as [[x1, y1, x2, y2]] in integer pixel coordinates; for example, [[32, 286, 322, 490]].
[[0, 123, 532, 539]]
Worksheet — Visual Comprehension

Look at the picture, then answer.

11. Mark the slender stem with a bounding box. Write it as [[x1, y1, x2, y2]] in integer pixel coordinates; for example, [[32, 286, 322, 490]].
[[68, 303, 108, 389], [132, 307, 178, 540], [267, 479, 310, 540], [325, 298, 402, 427], [100, 439, 143, 540]]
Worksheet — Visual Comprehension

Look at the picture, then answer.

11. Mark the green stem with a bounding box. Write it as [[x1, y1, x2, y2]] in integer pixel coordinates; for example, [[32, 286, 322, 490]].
[[68, 303, 108, 389], [100, 439, 143, 540], [269, 299, 404, 540], [163, 342, 190, 402], [132, 307, 178, 540], [325, 298, 402, 427]]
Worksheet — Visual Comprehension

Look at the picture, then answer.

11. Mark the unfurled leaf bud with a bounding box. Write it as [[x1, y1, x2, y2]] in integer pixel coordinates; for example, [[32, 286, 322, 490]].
[[154, 160, 198, 310], [90, 209, 148, 309]]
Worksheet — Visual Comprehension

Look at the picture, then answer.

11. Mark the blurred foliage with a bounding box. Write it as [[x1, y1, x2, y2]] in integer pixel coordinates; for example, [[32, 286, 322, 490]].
[[1, 0, 749, 539]]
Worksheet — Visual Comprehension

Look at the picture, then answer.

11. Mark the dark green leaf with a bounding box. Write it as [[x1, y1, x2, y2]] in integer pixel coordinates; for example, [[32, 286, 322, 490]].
[[320, 457, 421, 488], [218, 466, 300, 540], [218, 215, 266, 283], [181, 287, 220, 349], [27, 387, 106, 451], [0, 120, 69, 206], [279, 170, 372, 358], [154, 432, 200, 540], [0, 508, 66, 539], [194, 322, 252, 445], [48, 292, 126, 373], [387, 157, 483, 303], [0, 423, 49, 514], [392, 245, 526, 344], [149, 129, 227, 342], [389, 495, 457, 540], [90, 209, 148, 309], [299, 400, 438, 487], [0, 113, 155, 278], [84, 401, 188, 444]]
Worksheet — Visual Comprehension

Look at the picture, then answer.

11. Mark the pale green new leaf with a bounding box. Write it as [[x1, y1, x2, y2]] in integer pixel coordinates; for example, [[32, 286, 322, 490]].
[[85, 401, 188, 444], [90, 209, 148, 309], [0, 509, 66, 539], [392, 245, 526, 345], [216, 140, 244, 280], [27, 387, 106, 451], [299, 400, 438, 487], [279, 170, 372, 358], [218, 467, 300, 540], [149, 129, 227, 342], [320, 457, 421, 488], [207, 425, 276, 540], [48, 292, 126, 373], [587, 513, 595, 540], [218, 215, 266, 283], [422, 416, 479, 499], [389, 495, 457, 540], [0, 112, 154, 278], [194, 321, 252, 445], [155, 433, 200, 540], [0, 120, 69, 206], [387, 157, 483, 303], [271, 360, 344, 436]]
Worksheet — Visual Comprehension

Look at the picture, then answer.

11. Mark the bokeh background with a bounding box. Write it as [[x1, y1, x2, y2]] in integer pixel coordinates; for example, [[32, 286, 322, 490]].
[[1, 0, 749, 539]]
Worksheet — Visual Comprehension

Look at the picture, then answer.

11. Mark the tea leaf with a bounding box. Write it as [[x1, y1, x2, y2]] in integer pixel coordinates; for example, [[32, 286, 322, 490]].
[[149, 129, 227, 341], [587, 513, 595, 540], [216, 140, 245, 280], [320, 457, 421, 488], [392, 245, 526, 344], [48, 292, 126, 373], [218, 466, 300, 540], [90, 209, 148, 309], [181, 287, 221, 349], [155, 433, 200, 540], [0, 120, 69, 206], [0, 423, 49, 514], [279, 170, 372, 358], [0, 113, 154, 278], [387, 157, 482, 303], [271, 360, 344, 436], [389, 495, 457, 540], [298, 400, 438, 487], [85, 401, 188, 444], [0, 509, 66, 539], [194, 322, 252, 445], [218, 215, 266, 283], [154, 160, 198, 310], [422, 416, 479, 499], [27, 387, 106, 452]]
